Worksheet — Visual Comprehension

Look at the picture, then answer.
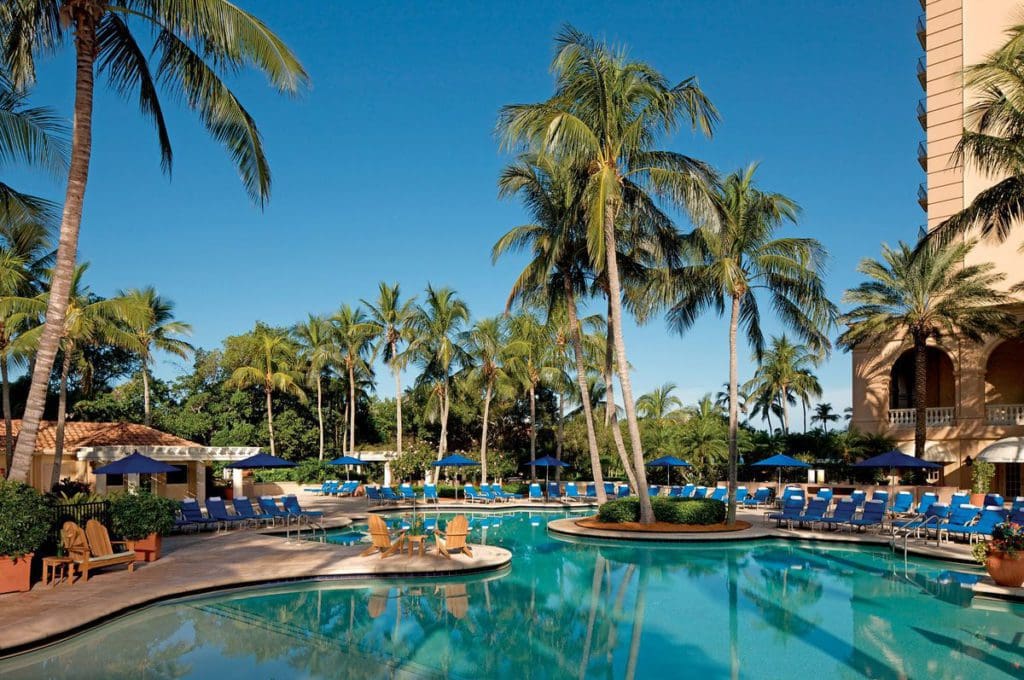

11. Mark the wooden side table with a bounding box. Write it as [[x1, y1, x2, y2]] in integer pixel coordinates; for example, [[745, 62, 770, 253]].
[[406, 534, 428, 557], [42, 556, 74, 586]]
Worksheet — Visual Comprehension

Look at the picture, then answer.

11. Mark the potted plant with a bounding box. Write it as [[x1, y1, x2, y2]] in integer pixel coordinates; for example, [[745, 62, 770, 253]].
[[108, 492, 177, 562], [970, 460, 995, 506], [0, 480, 52, 593], [973, 521, 1024, 587]]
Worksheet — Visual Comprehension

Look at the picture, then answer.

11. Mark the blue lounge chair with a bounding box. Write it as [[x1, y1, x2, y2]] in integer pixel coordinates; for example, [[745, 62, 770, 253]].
[[337, 481, 359, 496], [423, 484, 439, 503], [529, 483, 544, 501], [846, 500, 886, 532], [766, 495, 805, 528], [399, 484, 417, 501], [890, 491, 914, 516], [734, 486, 749, 504], [647, 485, 660, 498], [173, 509, 197, 533], [180, 499, 220, 531], [693, 486, 708, 499], [326, 480, 342, 495], [743, 487, 772, 507], [849, 490, 867, 509], [949, 492, 970, 509], [710, 487, 727, 501], [815, 488, 833, 504], [1010, 508, 1024, 524], [958, 506, 1008, 544], [680, 484, 695, 498], [303, 481, 331, 495], [616, 485, 630, 498], [668, 486, 683, 498], [795, 498, 828, 528], [938, 504, 983, 543], [983, 493, 1005, 508], [565, 483, 583, 502], [476, 484, 497, 502], [912, 492, 938, 516], [892, 503, 949, 538], [232, 497, 275, 527], [871, 490, 889, 508], [381, 487, 402, 504], [779, 486, 801, 507], [547, 482, 562, 499], [257, 496, 292, 524], [205, 497, 248, 530], [604, 481, 616, 497], [585, 483, 599, 499], [819, 498, 856, 530], [493, 483, 522, 500], [281, 495, 324, 520], [464, 485, 491, 503]]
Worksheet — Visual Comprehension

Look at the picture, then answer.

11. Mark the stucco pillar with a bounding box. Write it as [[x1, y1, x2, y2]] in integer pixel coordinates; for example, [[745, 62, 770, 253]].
[[232, 468, 244, 499], [94, 470, 107, 495], [194, 461, 206, 505], [383, 462, 392, 487]]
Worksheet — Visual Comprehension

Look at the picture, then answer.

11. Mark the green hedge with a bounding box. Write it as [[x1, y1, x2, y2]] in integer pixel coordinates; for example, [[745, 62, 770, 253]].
[[596, 497, 726, 525]]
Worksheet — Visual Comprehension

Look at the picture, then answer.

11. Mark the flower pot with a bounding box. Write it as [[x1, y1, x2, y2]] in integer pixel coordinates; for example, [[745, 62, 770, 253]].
[[129, 533, 162, 562], [985, 550, 1024, 587], [0, 553, 33, 593], [970, 493, 987, 507]]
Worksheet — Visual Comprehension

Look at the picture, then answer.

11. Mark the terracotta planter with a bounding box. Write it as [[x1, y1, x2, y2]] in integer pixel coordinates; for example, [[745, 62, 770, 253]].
[[0, 553, 33, 593], [969, 493, 986, 507], [985, 550, 1024, 587], [129, 533, 162, 562]]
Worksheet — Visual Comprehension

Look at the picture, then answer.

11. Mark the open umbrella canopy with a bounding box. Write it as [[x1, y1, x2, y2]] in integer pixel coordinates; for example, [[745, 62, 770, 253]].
[[432, 454, 479, 467], [226, 452, 296, 469], [531, 456, 570, 468], [94, 451, 179, 475], [328, 455, 366, 466], [646, 455, 691, 468], [752, 454, 811, 469], [853, 450, 941, 469]]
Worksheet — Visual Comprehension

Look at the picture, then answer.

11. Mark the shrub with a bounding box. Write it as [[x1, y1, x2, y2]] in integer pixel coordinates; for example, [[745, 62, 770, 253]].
[[108, 492, 178, 540], [596, 497, 726, 525], [0, 480, 52, 557], [971, 460, 995, 495]]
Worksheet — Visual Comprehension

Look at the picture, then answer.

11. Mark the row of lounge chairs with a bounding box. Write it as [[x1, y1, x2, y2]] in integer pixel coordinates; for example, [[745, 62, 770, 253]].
[[174, 495, 322, 532], [303, 480, 360, 496]]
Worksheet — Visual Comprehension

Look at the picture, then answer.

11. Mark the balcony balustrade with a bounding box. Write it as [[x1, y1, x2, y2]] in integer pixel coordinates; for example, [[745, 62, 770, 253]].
[[888, 407, 955, 427], [986, 404, 1024, 426]]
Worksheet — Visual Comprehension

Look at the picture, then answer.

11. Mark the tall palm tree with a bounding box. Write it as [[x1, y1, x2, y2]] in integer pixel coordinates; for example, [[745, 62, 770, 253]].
[[838, 239, 1015, 458], [929, 24, 1024, 245], [811, 403, 840, 434], [743, 335, 820, 435], [493, 153, 608, 501], [462, 316, 517, 482], [507, 313, 561, 478], [226, 325, 306, 456], [1, 1, 309, 483], [499, 26, 718, 523], [12, 264, 146, 488], [294, 315, 338, 461], [118, 287, 193, 425], [413, 285, 469, 462], [663, 165, 836, 524], [636, 382, 683, 420], [363, 282, 416, 454], [332, 305, 376, 455]]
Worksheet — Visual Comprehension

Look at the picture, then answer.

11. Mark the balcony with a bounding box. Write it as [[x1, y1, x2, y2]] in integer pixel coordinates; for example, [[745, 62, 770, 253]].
[[987, 404, 1024, 426], [888, 407, 955, 427], [917, 98, 926, 129], [917, 56, 926, 90], [917, 183, 927, 211], [916, 14, 926, 49], [917, 141, 927, 170]]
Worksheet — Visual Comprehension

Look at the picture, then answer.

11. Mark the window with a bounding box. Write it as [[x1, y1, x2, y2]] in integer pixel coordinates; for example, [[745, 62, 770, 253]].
[[165, 464, 188, 485]]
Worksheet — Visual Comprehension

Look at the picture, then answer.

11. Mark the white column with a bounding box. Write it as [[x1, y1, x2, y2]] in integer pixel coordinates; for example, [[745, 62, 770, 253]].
[[94, 472, 107, 495], [194, 461, 206, 505], [383, 462, 392, 487], [232, 468, 244, 499]]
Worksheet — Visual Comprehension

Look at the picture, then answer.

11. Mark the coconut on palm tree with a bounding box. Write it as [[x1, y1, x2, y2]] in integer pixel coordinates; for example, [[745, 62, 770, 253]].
[[662, 165, 836, 524], [363, 283, 416, 454], [332, 305, 376, 455], [119, 287, 192, 425], [294, 315, 338, 461], [838, 239, 1016, 458], [1, 1, 309, 483], [499, 26, 718, 523], [226, 325, 307, 457]]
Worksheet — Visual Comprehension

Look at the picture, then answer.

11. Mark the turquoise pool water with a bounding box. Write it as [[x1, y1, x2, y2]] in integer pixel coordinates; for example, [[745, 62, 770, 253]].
[[3, 509, 1023, 679]]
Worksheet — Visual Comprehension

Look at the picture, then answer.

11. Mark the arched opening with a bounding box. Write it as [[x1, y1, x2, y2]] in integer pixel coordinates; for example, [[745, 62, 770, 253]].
[[985, 339, 1024, 425], [889, 347, 954, 409]]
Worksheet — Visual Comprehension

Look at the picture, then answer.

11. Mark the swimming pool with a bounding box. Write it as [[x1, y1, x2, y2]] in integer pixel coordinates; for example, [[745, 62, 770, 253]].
[[2, 509, 1022, 678]]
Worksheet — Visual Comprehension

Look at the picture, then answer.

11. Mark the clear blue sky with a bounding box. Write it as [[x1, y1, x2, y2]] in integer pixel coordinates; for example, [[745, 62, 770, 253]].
[[10, 1, 923, 422]]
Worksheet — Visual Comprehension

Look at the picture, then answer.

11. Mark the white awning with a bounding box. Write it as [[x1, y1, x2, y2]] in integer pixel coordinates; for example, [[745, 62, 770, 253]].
[[896, 440, 957, 463], [75, 445, 261, 463], [978, 437, 1024, 464]]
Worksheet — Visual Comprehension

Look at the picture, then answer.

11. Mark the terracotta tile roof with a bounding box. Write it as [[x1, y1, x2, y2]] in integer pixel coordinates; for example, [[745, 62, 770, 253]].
[[0, 420, 200, 453]]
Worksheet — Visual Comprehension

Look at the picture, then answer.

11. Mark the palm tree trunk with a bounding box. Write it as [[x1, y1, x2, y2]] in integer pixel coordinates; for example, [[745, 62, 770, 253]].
[[556, 388, 564, 483], [780, 387, 790, 434], [529, 385, 537, 480], [142, 364, 151, 425], [2, 355, 12, 474], [316, 376, 324, 461], [50, 351, 73, 491], [801, 398, 807, 433], [8, 12, 98, 483], [392, 348, 403, 454], [348, 363, 356, 453], [439, 378, 450, 456], [565, 281, 606, 502], [265, 385, 276, 456], [604, 302, 639, 493], [727, 294, 740, 525], [480, 381, 492, 483], [625, 567, 648, 680], [602, 207, 652, 522], [914, 333, 927, 459]]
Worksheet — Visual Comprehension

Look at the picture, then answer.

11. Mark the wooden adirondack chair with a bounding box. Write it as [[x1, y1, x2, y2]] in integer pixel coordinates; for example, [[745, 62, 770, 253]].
[[61, 520, 137, 582], [434, 515, 473, 559], [360, 514, 405, 558]]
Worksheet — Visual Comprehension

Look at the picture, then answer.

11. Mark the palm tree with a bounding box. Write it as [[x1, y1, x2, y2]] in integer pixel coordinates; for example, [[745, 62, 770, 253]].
[[811, 403, 840, 434], [413, 285, 469, 462], [12, 264, 146, 488], [462, 316, 516, 482], [714, 381, 749, 421], [636, 382, 683, 420], [363, 282, 416, 454], [332, 305, 376, 454], [226, 325, 306, 456], [499, 26, 719, 523], [838, 239, 1015, 458], [507, 313, 561, 478], [119, 287, 193, 425], [663, 165, 836, 524], [743, 335, 820, 434], [294, 315, 338, 461], [493, 153, 608, 502], [928, 24, 1024, 245], [2, 1, 309, 483]]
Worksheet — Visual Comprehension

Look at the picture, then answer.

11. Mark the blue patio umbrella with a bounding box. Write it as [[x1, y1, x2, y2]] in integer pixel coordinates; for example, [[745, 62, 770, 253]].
[[94, 451, 179, 475], [432, 454, 480, 500], [225, 452, 297, 469], [328, 455, 365, 481], [854, 450, 941, 499], [752, 453, 811, 489], [645, 455, 691, 485], [528, 456, 570, 501]]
